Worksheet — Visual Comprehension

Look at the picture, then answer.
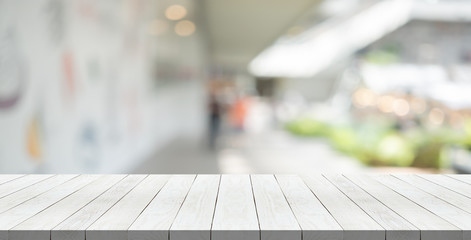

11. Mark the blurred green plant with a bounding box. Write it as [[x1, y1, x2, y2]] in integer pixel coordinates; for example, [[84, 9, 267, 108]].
[[364, 49, 399, 65], [285, 117, 466, 169], [285, 118, 329, 137]]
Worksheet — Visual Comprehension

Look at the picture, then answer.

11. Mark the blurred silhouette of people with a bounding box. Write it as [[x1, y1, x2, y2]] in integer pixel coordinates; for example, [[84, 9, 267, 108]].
[[230, 94, 251, 131], [208, 93, 221, 149]]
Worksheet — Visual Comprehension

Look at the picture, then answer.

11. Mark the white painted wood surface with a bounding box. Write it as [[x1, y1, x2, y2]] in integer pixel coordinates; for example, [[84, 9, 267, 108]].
[[10, 175, 126, 240], [303, 175, 384, 240], [374, 174, 471, 240], [251, 175, 301, 240], [170, 175, 220, 240], [52, 175, 147, 240], [345, 174, 462, 240], [275, 175, 343, 240], [324, 174, 419, 240], [129, 175, 196, 240], [0, 175, 53, 199], [420, 174, 471, 198], [212, 175, 259, 240], [86, 175, 170, 240], [0, 175, 77, 214], [396, 174, 471, 214], [448, 174, 471, 185], [0, 174, 469, 240], [0, 175, 24, 186], [0, 175, 99, 240]]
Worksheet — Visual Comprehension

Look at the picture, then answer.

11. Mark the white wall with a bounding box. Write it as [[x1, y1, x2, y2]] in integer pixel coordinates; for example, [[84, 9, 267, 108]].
[[0, 0, 207, 173]]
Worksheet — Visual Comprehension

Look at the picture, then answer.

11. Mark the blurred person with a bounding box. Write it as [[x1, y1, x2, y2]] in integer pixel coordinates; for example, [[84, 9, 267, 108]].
[[229, 94, 251, 132], [208, 93, 221, 149]]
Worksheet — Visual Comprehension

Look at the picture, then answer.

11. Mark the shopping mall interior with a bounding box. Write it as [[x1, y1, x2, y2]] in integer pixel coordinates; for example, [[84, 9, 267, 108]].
[[1, 0, 471, 174]]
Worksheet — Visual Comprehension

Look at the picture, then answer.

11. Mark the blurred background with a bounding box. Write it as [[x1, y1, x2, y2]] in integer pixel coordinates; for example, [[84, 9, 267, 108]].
[[1, 0, 471, 174]]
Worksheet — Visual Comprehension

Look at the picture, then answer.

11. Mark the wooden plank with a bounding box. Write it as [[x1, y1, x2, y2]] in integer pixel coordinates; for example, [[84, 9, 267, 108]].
[[448, 174, 471, 183], [275, 175, 343, 240], [346, 174, 461, 240], [0, 175, 77, 214], [0, 174, 53, 199], [251, 175, 301, 240], [10, 175, 126, 240], [86, 175, 170, 240], [302, 175, 384, 240], [0, 175, 24, 185], [212, 175, 259, 240], [420, 174, 471, 199], [52, 175, 147, 240], [398, 174, 471, 214], [324, 174, 419, 240], [129, 175, 196, 240], [374, 174, 471, 240], [0, 175, 100, 240], [170, 175, 220, 240], [448, 174, 471, 185]]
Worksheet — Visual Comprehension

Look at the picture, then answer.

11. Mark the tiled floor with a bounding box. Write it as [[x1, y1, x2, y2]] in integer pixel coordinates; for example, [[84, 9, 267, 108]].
[[133, 130, 366, 174]]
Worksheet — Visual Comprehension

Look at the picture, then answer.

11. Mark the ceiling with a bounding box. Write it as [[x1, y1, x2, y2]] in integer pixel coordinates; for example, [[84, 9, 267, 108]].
[[202, 0, 322, 69]]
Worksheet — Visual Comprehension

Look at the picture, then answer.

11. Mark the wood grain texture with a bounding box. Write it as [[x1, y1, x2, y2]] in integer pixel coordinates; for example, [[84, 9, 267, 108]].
[[10, 175, 126, 240], [372, 175, 468, 240], [377, 174, 471, 239], [302, 175, 384, 240], [128, 175, 196, 240], [420, 174, 471, 199], [170, 175, 220, 240], [346, 174, 461, 240], [86, 175, 170, 240], [0, 175, 100, 240], [251, 175, 301, 240], [52, 175, 147, 240], [276, 175, 343, 240], [212, 175, 259, 240], [0, 175, 24, 186], [397, 174, 471, 214], [324, 174, 419, 240], [0, 175, 77, 214], [0, 174, 467, 240], [448, 174, 471, 185], [0, 175, 53, 199]]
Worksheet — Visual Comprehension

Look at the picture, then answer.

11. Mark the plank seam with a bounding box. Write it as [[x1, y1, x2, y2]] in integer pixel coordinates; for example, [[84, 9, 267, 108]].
[[446, 175, 471, 186], [168, 175, 198, 240], [273, 175, 303, 240], [124, 175, 172, 232], [48, 175, 129, 233], [209, 175, 222, 240], [249, 175, 262, 240], [373, 174, 463, 231], [418, 174, 471, 200], [342, 174, 424, 233], [300, 176, 345, 232], [0, 175, 78, 215], [0, 175, 56, 200], [393, 174, 471, 217], [8, 175, 96, 231], [82, 175, 150, 233], [0, 175, 26, 187], [323, 174, 391, 234]]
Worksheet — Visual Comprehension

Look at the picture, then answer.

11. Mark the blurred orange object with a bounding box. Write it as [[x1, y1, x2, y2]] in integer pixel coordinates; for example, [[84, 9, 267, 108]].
[[230, 97, 251, 130], [26, 117, 42, 162]]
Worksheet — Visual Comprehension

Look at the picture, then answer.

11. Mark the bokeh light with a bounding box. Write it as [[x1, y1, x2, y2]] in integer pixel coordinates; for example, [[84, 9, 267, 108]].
[[165, 5, 187, 21], [175, 20, 196, 37]]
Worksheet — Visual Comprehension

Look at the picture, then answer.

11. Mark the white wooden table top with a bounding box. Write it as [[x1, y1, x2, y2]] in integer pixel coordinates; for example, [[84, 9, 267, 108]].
[[0, 174, 470, 240]]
